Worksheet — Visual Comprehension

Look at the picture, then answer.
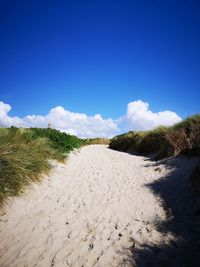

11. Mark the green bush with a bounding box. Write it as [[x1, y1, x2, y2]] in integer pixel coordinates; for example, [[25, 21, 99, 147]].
[[30, 128, 87, 157]]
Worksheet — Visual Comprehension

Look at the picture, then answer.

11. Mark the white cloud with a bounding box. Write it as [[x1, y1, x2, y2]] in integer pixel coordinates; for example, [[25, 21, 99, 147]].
[[0, 102, 24, 127], [121, 100, 182, 131], [0, 101, 120, 138], [0, 100, 182, 137]]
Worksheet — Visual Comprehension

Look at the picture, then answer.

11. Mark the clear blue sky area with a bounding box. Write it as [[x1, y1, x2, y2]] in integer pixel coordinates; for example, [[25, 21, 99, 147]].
[[1, 0, 200, 119]]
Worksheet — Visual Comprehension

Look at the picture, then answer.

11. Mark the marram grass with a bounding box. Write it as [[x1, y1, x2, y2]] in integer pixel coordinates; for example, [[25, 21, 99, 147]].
[[109, 114, 200, 158], [0, 127, 86, 208]]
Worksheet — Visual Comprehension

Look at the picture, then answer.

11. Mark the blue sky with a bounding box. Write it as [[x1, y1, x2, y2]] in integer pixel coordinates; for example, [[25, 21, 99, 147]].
[[0, 0, 200, 137]]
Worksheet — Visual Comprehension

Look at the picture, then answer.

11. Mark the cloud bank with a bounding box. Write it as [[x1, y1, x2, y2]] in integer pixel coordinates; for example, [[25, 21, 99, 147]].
[[0, 100, 182, 137], [0, 101, 119, 138], [122, 100, 182, 131]]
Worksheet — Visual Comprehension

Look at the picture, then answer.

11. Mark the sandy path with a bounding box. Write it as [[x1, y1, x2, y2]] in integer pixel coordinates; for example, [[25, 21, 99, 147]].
[[0, 145, 197, 267]]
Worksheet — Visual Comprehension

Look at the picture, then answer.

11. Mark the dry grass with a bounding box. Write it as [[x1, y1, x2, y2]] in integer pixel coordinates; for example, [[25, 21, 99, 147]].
[[109, 114, 200, 159], [166, 115, 200, 155], [89, 138, 110, 145]]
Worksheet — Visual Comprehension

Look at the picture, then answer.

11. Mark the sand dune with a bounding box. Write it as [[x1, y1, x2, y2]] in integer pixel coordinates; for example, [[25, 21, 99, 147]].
[[0, 145, 199, 267]]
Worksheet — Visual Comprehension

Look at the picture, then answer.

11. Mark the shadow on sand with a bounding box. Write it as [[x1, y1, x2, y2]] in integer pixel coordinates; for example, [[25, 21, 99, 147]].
[[128, 155, 200, 267]]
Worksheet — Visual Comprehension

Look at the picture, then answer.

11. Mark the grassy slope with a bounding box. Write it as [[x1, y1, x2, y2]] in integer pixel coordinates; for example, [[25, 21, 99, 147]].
[[110, 114, 200, 158], [110, 114, 200, 193], [0, 127, 87, 207]]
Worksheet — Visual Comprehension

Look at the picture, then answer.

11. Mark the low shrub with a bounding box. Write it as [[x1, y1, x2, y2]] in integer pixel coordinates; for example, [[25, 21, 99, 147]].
[[30, 128, 87, 158]]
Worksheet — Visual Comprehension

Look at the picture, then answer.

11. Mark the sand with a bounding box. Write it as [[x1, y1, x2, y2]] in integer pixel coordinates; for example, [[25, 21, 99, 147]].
[[0, 145, 199, 267]]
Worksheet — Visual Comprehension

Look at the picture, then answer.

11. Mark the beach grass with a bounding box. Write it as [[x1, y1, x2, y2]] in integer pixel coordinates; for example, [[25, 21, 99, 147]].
[[0, 127, 86, 207], [109, 114, 200, 158], [88, 138, 110, 145]]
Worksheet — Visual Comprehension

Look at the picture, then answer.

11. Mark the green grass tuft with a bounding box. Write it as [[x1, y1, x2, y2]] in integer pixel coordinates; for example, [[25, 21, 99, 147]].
[[0, 127, 86, 208]]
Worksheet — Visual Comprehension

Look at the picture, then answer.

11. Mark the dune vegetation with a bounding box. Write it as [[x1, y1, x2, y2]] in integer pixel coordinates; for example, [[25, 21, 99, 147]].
[[110, 114, 200, 194], [0, 127, 87, 207], [110, 114, 200, 158], [88, 138, 110, 145], [1, 115, 200, 208]]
